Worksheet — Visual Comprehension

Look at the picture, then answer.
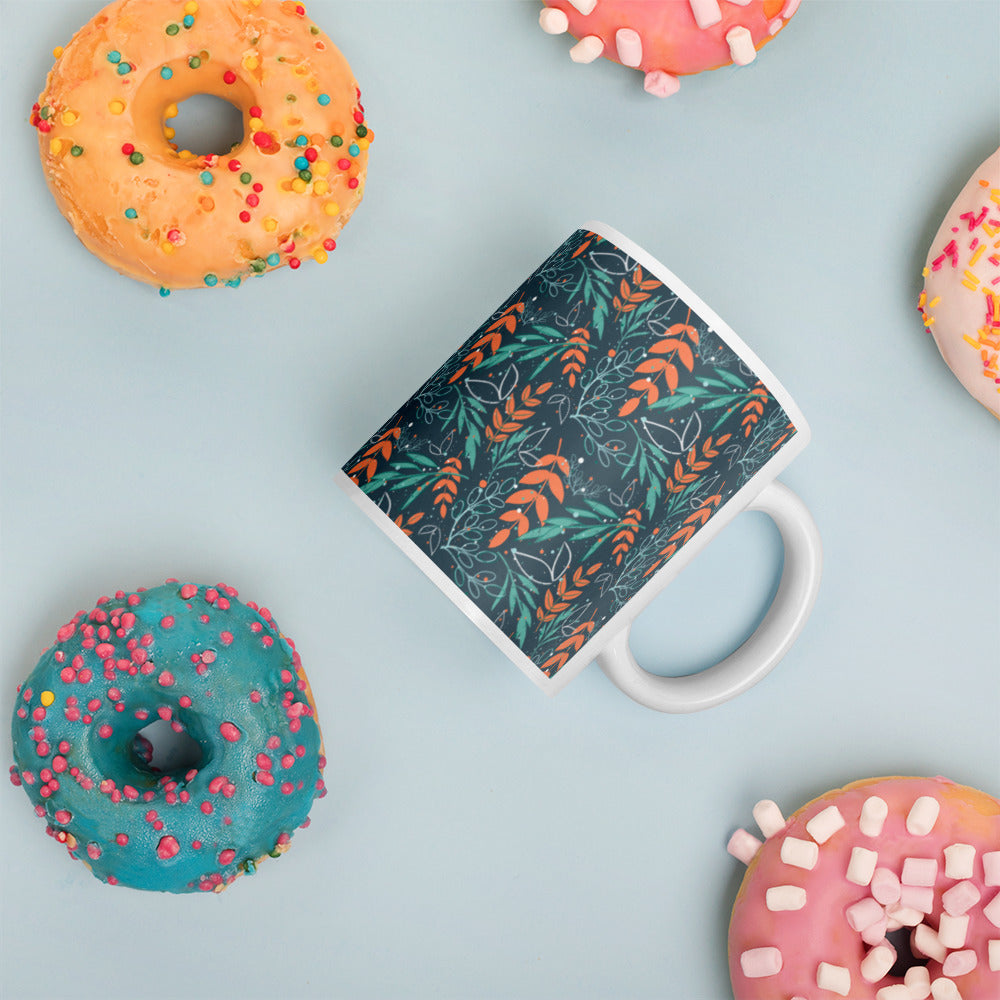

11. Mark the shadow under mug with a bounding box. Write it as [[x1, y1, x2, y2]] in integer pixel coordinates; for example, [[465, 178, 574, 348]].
[[339, 222, 822, 712]]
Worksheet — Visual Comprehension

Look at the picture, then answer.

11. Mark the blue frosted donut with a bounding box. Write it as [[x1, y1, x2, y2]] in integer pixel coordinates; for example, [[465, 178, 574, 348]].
[[9, 580, 325, 893]]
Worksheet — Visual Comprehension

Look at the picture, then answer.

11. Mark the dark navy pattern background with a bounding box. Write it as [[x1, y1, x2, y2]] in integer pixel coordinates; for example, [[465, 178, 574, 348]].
[[344, 230, 796, 677]]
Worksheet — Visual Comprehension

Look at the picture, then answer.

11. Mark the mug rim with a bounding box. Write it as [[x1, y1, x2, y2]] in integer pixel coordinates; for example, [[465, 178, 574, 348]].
[[339, 223, 812, 696]]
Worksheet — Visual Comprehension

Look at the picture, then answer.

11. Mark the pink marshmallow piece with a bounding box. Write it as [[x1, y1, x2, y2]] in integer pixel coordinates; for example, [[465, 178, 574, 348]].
[[911, 924, 946, 963], [899, 884, 935, 914], [861, 914, 889, 946], [740, 946, 782, 978], [614, 28, 642, 68], [942, 879, 981, 916], [642, 71, 680, 98], [985, 888, 1000, 928], [847, 897, 885, 932], [902, 857, 938, 887], [727, 828, 762, 865], [871, 867, 902, 905], [941, 949, 977, 977]]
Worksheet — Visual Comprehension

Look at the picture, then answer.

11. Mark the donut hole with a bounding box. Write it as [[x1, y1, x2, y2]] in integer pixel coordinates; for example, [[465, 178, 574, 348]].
[[132, 718, 204, 777], [166, 94, 244, 156], [884, 927, 929, 978]]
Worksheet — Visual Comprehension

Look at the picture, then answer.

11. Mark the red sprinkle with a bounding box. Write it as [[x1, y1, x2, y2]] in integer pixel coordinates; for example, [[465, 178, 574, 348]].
[[223, 70, 237, 84], [121, 143, 135, 155], [239, 211, 251, 223], [289, 257, 301, 269], [249, 105, 262, 118]]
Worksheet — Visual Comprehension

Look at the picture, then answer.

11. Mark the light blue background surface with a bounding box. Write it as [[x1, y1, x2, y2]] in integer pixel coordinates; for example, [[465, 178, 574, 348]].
[[1, 2, 998, 998]]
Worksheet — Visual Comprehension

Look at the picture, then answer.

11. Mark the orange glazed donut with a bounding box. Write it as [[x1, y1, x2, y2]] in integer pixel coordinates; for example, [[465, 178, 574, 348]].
[[726, 777, 1000, 1000], [31, 0, 372, 292], [538, 0, 801, 96]]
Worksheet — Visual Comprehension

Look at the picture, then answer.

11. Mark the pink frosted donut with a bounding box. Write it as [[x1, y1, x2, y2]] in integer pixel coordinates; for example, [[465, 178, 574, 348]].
[[538, 0, 801, 96], [726, 776, 1000, 1000], [918, 148, 1000, 418]]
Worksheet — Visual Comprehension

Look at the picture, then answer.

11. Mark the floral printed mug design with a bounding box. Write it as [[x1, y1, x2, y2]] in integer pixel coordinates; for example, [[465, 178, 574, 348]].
[[340, 223, 822, 712]]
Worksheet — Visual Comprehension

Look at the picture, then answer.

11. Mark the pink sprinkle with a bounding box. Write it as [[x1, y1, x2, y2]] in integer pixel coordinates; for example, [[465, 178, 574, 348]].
[[267, 735, 280, 749], [158, 671, 175, 687], [255, 771, 274, 786], [57, 623, 76, 642], [180, 584, 197, 599], [280, 782, 294, 795], [220, 631, 233, 646], [179, 695, 192, 708], [219, 722, 241, 742], [281, 754, 294, 769], [208, 775, 227, 794], [161, 616, 175, 629], [256, 753, 272, 770], [95, 642, 115, 658], [156, 835, 180, 860], [201, 650, 216, 664], [60, 667, 76, 683], [219, 848, 236, 864], [52, 755, 67, 773], [205, 588, 219, 604], [55, 809, 72, 824], [97, 724, 113, 739], [87, 843, 102, 860], [200, 801, 213, 814], [116, 833, 128, 845], [157, 706, 172, 720]]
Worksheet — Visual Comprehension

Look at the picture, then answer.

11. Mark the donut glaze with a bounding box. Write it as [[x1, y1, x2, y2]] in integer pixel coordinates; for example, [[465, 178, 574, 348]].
[[919, 148, 1000, 418], [538, 0, 801, 96], [727, 777, 1000, 1000], [31, 0, 372, 291], [9, 581, 326, 893]]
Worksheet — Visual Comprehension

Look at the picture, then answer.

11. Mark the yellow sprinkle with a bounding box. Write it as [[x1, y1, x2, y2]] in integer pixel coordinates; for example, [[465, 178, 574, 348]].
[[52, 46, 64, 58], [165, 103, 179, 120], [40, 691, 55, 707], [109, 99, 126, 115], [161, 241, 175, 254], [291, 177, 308, 193], [313, 248, 328, 264], [184, 1, 199, 12], [357, 138, 370, 151], [164, 126, 176, 140], [961, 271, 981, 289], [243, 54, 260, 71], [179, 149, 195, 160], [323, 201, 340, 217], [263, 217, 278, 232], [313, 159, 330, 176], [969, 244, 986, 267], [292, 65, 308, 78], [313, 179, 329, 196], [49, 138, 64, 156], [61, 110, 78, 126], [248, 116, 263, 130]]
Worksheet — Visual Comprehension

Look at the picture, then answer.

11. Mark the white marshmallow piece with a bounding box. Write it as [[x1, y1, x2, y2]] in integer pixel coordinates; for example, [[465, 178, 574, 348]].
[[847, 846, 879, 886], [943, 843, 976, 880], [876, 987, 913, 1000], [942, 949, 977, 977], [985, 888, 1000, 928], [569, 36, 603, 63], [942, 879, 981, 916], [538, 8, 569, 34], [937, 912, 969, 949], [740, 946, 782, 978], [725, 26, 756, 66], [860, 796, 889, 837], [905, 965, 932, 1000], [614, 28, 642, 68], [753, 799, 785, 839], [902, 857, 938, 886], [729, 0, 753, 5], [912, 924, 947, 963], [806, 805, 845, 844], [906, 795, 940, 836], [817, 962, 851, 997], [861, 943, 896, 983], [726, 828, 762, 865], [929, 978, 962, 1000], [846, 897, 885, 932], [765, 885, 806, 911], [566, 0, 597, 14], [989, 939, 1000, 972], [871, 867, 902, 905], [781, 836, 819, 870], [984, 849, 1000, 886], [642, 70, 680, 98], [688, 0, 722, 29]]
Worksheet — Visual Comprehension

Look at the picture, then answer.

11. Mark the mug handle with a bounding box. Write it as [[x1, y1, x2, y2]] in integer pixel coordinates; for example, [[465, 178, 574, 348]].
[[595, 481, 822, 713]]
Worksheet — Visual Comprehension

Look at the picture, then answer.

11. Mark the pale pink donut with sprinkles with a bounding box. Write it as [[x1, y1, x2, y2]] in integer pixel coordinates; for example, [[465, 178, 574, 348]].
[[538, 0, 801, 96], [726, 776, 1000, 1000], [919, 148, 1000, 418]]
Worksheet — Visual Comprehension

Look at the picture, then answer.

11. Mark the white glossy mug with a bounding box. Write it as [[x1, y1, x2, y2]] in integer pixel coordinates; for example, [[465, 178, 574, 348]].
[[340, 223, 822, 711]]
